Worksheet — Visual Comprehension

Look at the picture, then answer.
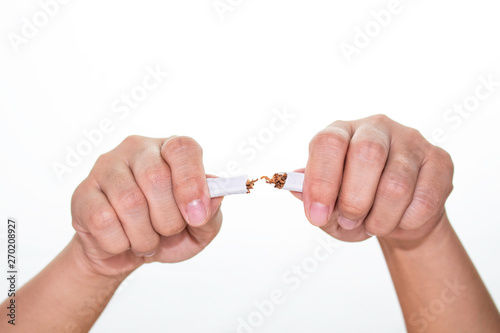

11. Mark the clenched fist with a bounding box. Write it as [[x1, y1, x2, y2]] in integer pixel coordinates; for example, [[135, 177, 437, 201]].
[[6, 116, 498, 333], [71, 135, 223, 277], [300, 114, 454, 243]]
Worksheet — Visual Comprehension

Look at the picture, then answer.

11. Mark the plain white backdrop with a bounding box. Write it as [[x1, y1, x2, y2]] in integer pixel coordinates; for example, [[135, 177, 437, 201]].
[[1, 0, 499, 332]]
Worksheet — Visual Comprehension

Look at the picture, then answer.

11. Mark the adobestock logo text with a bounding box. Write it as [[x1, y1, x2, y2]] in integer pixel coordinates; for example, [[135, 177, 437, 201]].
[[51, 65, 168, 182], [340, 0, 410, 64], [8, 0, 72, 54], [235, 236, 340, 333], [216, 106, 296, 179], [431, 74, 499, 145]]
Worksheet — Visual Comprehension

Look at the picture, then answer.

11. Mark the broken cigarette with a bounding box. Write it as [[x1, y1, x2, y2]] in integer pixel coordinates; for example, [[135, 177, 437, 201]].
[[206, 172, 304, 198], [207, 175, 252, 198], [261, 172, 304, 192]]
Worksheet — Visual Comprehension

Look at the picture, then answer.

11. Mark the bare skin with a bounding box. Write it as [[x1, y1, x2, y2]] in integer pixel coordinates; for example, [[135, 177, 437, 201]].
[[1, 136, 223, 332], [296, 114, 500, 332], [1, 115, 499, 332]]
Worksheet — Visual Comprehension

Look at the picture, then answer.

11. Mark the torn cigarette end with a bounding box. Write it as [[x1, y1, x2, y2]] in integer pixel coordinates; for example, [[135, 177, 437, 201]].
[[260, 173, 288, 189], [207, 175, 250, 198], [246, 178, 259, 193]]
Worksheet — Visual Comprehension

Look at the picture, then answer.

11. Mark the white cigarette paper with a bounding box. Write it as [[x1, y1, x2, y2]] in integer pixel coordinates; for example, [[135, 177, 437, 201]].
[[207, 175, 249, 198], [282, 172, 304, 192]]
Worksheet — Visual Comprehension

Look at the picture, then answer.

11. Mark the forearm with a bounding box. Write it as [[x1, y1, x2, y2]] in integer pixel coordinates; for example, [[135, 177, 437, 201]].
[[0, 235, 128, 332], [379, 214, 500, 332]]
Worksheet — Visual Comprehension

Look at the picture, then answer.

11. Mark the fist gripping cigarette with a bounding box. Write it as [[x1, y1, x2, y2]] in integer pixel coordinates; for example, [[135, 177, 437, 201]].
[[207, 172, 304, 198]]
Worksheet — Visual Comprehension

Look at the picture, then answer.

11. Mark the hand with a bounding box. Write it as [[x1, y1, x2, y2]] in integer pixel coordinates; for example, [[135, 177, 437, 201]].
[[298, 114, 454, 243], [71, 135, 223, 277]]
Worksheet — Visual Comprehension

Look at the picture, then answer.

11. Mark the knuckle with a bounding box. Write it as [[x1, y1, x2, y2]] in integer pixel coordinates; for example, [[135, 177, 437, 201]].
[[94, 153, 113, 168], [329, 119, 348, 127], [436, 147, 454, 172], [163, 136, 201, 156], [410, 146, 428, 164], [411, 190, 441, 218], [351, 139, 388, 164], [407, 128, 432, 154], [118, 188, 148, 213], [370, 114, 390, 124], [379, 165, 416, 199], [379, 177, 413, 200], [365, 218, 392, 237], [407, 128, 425, 143], [122, 135, 145, 147], [309, 129, 349, 153], [133, 235, 160, 254], [400, 211, 427, 230], [143, 166, 171, 191], [430, 147, 455, 194], [102, 238, 130, 255], [338, 195, 371, 218], [153, 219, 186, 237], [88, 209, 117, 232]]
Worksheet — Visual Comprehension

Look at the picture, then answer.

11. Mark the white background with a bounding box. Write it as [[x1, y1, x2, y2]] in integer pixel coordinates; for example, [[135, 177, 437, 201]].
[[1, 0, 500, 332]]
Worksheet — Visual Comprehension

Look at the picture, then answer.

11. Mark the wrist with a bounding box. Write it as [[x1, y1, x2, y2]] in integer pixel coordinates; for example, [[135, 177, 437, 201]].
[[378, 211, 454, 252], [67, 234, 132, 284]]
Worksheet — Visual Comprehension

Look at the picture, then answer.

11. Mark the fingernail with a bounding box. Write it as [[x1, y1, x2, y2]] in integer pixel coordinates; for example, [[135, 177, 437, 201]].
[[309, 202, 330, 226], [366, 231, 374, 237], [143, 250, 156, 257], [186, 199, 208, 226], [338, 216, 359, 230]]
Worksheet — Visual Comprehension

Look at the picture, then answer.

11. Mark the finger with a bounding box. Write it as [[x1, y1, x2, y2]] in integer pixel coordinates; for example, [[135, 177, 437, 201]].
[[129, 142, 186, 237], [303, 123, 352, 226], [336, 123, 390, 230], [399, 147, 454, 231], [71, 180, 130, 256], [189, 198, 223, 244], [363, 139, 422, 237], [94, 155, 160, 256], [161, 136, 211, 227], [320, 211, 371, 242], [154, 203, 223, 263]]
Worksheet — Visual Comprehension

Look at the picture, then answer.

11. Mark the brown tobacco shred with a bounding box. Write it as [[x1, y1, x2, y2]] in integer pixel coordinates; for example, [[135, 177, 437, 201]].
[[245, 173, 288, 193], [246, 178, 259, 193], [260, 173, 287, 189]]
